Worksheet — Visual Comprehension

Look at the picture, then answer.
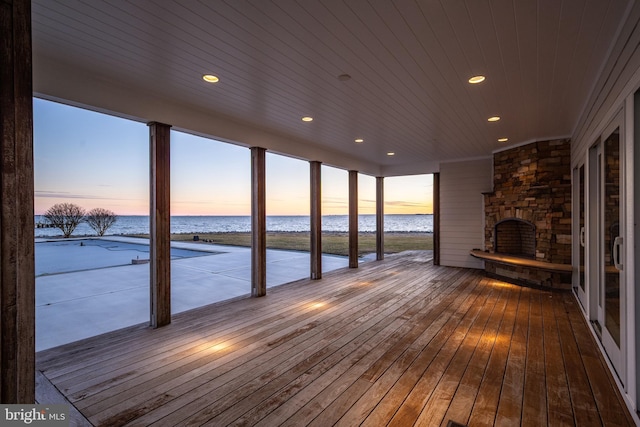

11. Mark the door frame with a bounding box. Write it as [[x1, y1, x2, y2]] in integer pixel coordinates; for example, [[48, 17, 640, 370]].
[[587, 110, 626, 382], [572, 162, 587, 309]]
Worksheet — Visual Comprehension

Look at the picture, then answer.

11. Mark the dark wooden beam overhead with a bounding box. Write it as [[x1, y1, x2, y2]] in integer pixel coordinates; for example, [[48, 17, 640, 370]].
[[310, 161, 322, 280], [149, 121, 171, 328], [251, 147, 267, 296], [349, 170, 358, 268], [0, 0, 35, 403]]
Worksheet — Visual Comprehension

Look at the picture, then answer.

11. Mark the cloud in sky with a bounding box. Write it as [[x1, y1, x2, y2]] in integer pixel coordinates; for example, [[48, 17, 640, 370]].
[[35, 190, 128, 201], [321, 197, 349, 212], [34, 190, 150, 215], [385, 200, 429, 207]]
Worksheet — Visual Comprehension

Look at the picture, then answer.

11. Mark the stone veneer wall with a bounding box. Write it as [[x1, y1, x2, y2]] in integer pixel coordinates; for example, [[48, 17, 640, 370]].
[[483, 139, 572, 288]]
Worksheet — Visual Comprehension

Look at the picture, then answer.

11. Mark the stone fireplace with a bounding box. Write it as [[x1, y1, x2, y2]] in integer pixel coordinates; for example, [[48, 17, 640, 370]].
[[480, 139, 572, 289], [494, 219, 536, 258]]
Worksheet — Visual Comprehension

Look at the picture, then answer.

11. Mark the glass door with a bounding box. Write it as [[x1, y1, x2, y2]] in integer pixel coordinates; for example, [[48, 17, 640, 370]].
[[573, 164, 587, 307], [594, 117, 624, 380]]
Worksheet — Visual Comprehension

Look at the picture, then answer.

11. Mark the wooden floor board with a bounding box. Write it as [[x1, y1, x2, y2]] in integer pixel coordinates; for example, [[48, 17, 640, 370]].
[[170, 275, 441, 427], [494, 286, 530, 425], [334, 273, 483, 427], [278, 277, 481, 427], [521, 289, 548, 426], [34, 253, 635, 426], [466, 284, 521, 426], [70, 269, 418, 406], [542, 292, 575, 425], [96, 296, 410, 423], [438, 280, 511, 427], [561, 293, 636, 426], [411, 279, 502, 427], [252, 270, 478, 425], [107, 266, 455, 426], [553, 293, 602, 426]]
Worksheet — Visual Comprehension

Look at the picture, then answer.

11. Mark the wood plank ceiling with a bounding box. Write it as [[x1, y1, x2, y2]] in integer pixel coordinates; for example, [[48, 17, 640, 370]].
[[31, 0, 631, 176]]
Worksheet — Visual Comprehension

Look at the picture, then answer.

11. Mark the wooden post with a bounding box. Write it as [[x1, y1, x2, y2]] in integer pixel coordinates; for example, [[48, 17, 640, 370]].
[[349, 170, 359, 268], [310, 161, 322, 279], [376, 176, 384, 261], [251, 147, 267, 296], [149, 122, 171, 328], [0, 0, 35, 403], [433, 172, 440, 265]]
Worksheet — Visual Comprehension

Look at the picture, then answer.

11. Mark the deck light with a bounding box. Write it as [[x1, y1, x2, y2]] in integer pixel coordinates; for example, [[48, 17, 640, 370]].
[[301, 116, 313, 122], [387, 152, 395, 156], [487, 116, 501, 122], [202, 74, 219, 83], [210, 343, 229, 352], [355, 138, 364, 143], [468, 75, 486, 84], [498, 137, 509, 142]]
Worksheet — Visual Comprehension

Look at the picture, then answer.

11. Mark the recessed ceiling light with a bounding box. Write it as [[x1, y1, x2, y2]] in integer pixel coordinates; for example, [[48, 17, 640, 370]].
[[301, 116, 313, 122], [387, 152, 395, 156], [468, 75, 486, 84], [498, 137, 509, 142], [202, 74, 219, 83], [487, 116, 501, 122], [355, 138, 364, 143]]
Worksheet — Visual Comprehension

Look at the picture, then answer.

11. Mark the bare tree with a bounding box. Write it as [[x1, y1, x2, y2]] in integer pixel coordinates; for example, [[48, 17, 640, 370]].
[[85, 208, 118, 236], [43, 203, 86, 238]]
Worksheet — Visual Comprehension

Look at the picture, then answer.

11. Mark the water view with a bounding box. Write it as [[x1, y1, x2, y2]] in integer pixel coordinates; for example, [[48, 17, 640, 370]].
[[35, 214, 434, 238]]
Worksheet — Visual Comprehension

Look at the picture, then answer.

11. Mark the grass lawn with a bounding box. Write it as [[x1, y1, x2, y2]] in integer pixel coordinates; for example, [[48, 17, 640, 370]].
[[164, 231, 433, 257]]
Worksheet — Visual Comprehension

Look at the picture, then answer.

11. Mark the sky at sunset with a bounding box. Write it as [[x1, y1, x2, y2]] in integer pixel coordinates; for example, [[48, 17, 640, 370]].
[[34, 98, 433, 216]]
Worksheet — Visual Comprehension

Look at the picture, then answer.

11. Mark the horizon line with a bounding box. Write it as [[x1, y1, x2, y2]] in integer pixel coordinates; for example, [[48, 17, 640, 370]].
[[34, 212, 434, 217]]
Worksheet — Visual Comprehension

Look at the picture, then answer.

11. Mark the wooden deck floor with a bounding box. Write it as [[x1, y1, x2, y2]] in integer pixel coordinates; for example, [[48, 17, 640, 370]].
[[36, 252, 635, 426]]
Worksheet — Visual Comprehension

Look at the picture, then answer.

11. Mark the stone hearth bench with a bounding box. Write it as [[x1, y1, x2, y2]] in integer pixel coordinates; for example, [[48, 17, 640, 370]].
[[470, 249, 572, 273]]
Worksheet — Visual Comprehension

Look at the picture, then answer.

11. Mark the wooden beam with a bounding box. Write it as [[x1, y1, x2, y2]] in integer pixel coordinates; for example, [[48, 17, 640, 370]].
[[251, 147, 267, 296], [310, 161, 322, 279], [349, 170, 358, 268], [376, 176, 384, 261], [0, 0, 35, 403], [149, 122, 171, 328], [433, 172, 440, 265]]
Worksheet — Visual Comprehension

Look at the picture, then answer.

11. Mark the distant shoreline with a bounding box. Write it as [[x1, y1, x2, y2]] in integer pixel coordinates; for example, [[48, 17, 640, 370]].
[[152, 231, 432, 257]]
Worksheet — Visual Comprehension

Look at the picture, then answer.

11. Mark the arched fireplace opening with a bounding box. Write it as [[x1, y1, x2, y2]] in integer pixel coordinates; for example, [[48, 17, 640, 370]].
[[494, 219, 536, 259]]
